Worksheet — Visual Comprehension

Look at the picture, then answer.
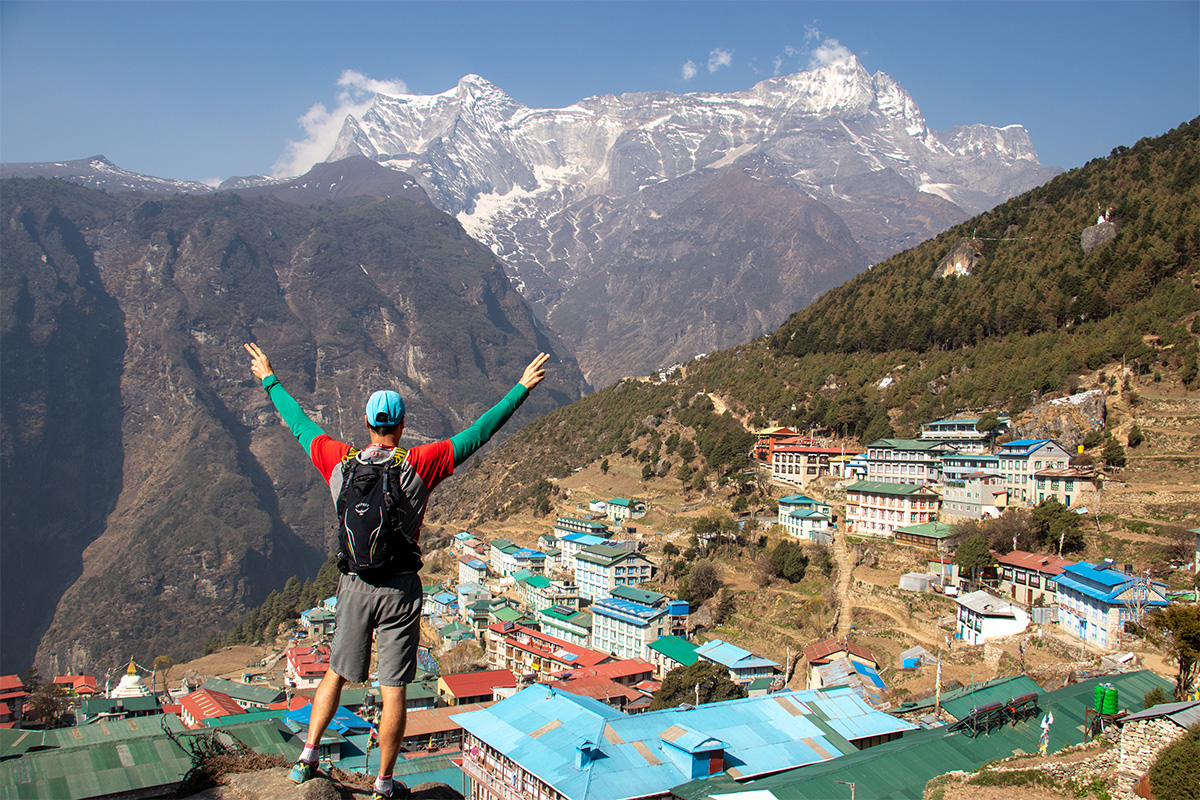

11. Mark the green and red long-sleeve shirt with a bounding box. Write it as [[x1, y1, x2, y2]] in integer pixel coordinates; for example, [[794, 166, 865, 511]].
[[261, 374, 530, 572]]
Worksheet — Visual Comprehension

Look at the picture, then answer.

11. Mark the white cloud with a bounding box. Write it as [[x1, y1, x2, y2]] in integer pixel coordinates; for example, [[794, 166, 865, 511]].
[[200, 177, 224, 188], [772, 55, 783, 76], [784, 45, 799, 57], [708, 48, 733, 72], [809, 38, 853, 69], [682, 60, 698, 80], [272, 69, 407, 178]]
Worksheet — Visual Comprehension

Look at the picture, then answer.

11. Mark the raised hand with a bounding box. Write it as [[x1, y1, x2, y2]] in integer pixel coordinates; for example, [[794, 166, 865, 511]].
[[519, 352, 550, 390], [244, 343, 275, 381]]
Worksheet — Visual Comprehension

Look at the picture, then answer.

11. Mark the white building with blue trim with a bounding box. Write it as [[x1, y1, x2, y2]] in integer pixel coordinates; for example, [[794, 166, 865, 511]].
[[1055, 560, 1171, 649]]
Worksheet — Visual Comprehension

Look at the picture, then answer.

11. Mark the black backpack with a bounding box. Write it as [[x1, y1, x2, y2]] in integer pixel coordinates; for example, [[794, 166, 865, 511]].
[[335, 448, 414, 576]]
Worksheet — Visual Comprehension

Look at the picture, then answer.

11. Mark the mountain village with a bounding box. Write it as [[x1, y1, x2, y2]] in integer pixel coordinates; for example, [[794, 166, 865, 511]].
[[3, 383, 1197, 800]]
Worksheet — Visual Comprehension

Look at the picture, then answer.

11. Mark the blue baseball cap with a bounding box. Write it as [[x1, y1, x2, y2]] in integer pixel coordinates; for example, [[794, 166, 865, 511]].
[[366, 390, 405, 427]]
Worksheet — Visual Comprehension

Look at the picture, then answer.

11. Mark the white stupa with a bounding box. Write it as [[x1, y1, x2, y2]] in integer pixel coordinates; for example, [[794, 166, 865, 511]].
[[110, 657, 150, 699]]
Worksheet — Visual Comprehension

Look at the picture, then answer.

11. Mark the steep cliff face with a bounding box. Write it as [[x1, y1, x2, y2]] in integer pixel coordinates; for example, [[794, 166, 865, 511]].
[[1, 178, 584, 674], [548, 165, 868, 384]]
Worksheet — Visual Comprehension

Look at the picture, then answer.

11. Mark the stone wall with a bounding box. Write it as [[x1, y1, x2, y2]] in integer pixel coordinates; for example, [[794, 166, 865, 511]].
[[1116, 716, 1187, 799]]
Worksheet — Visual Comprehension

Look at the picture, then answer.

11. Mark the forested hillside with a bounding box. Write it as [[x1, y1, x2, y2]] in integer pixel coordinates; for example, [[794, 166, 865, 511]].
[[434, 119, 1199, 523]]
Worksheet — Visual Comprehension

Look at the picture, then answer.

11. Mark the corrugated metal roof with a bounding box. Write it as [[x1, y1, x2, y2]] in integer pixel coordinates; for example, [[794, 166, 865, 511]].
[[649, 636, 701, 666], [454, 684, 914, 800], [672, 670, 1173, 800], [0, 715, 193, 799], [939, 674, 1042, 721], [696, 640, 779, 670], [1121, 699, 1200, 728]]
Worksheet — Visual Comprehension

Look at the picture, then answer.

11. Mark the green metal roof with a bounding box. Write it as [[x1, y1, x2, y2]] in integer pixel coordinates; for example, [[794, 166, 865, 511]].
[[647, 635, 700, 666], [201, 676, 285, 706], [938, 674, 1042, 720], [78, 695, 161, 719], [845, 480, 937, 497], [576, 544, 644, 566], [0, 715, 193, 799], [869, 439, 950, 451], [894, 521, 957, 540], [491, 606, 525, 623], [611, 584, 666, 605], [671, 670, 1173, 800], [518, 574, 552, 589]]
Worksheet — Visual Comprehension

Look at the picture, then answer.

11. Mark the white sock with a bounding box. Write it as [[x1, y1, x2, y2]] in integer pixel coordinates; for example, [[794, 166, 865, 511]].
[[375, 775, 394, 793], [300, 745, 319, 764]]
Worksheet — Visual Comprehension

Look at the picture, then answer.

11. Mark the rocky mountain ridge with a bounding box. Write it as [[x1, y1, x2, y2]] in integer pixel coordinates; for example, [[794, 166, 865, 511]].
[[322, 56, 1061, 383]]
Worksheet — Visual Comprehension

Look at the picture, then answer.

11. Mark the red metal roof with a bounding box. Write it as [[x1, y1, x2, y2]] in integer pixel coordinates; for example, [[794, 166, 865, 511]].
[[552, 659, 655, 682], [995, 550, 1074, 575], [0, 675, 24, 692], [180, 689, 244, 723], [439, 669, 516, 699], [405, 701, 494, 737], [801, 637, 880, 666], [547, 675, 641, 704], [489, 623, 610, 668]]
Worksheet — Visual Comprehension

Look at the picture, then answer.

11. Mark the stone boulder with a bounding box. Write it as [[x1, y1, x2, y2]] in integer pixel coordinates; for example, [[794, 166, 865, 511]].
[[1011, 389, 1106, 450], [1081, 219, 1118, 252]]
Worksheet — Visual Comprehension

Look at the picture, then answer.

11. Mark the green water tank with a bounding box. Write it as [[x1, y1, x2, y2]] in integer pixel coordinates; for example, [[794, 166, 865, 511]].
[[1102, 685, 1119, 715], [1094, 684, 1106, 711]]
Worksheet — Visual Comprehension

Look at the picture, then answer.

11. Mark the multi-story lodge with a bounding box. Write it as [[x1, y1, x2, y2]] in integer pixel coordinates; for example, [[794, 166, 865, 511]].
[[1055, 560, 1172, 649], [1035, 468, 1105, 508], [919, 416, 1007, 454], [591, 596, 667, 661], [484, 622, 610, 678], [864, 439, 956, 485], [554, 516, 612, 539], [844, 480, 940, 539], [770, 443, 848, 487], [942, 471, 1008, 521], [996, 551, 1074, 607], [777, 494, 833, 543], [536, 604, 593, 647], [574, 543, 656, 601], [994, 439, 1071, 505]]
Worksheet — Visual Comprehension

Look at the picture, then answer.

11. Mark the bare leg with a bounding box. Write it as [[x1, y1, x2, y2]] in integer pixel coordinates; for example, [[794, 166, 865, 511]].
[[306, 669, 347, 749], [377, 684, 407, 779]]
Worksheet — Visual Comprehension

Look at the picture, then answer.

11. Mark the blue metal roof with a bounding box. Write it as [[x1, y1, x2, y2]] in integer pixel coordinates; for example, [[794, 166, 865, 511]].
[[996, 439, 1051, 454], [561, 533, 606, 546], [593, 597, 667, 626], [285, 705, 372, 736], [452, 684, 916, 800], [514, 548, 546, 559], [695, 639, 779, 670], [1057, 563, 1171, 605]]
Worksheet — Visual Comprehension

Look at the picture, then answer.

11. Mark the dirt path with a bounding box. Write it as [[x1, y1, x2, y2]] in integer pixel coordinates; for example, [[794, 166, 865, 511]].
[[832, 529, 854, 637], [848, 598, 943, 650]]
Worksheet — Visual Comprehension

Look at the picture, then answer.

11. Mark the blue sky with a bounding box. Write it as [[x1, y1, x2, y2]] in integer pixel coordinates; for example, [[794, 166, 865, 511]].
[[2, 1, 1197, 184]]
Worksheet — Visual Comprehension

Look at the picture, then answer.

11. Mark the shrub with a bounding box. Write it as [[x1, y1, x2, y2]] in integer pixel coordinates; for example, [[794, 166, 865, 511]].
[[1148, 722, 1200, 800]]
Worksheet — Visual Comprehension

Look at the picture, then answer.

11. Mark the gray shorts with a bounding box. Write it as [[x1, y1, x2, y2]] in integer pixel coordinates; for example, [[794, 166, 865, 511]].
[[330, 572, 422, 686]]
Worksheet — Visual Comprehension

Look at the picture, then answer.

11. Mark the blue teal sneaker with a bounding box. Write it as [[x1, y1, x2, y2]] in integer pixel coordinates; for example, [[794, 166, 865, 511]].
[[288, 759, 317, 784], [372, 780, 410, 799]]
